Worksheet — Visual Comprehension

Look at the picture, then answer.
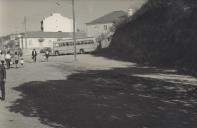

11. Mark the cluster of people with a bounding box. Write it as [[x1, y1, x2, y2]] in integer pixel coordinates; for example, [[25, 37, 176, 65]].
[[0, 50, 24, 101], [0, 48, 50, 101], [0, 51, 24, 69], [32, 49, 50, 62]]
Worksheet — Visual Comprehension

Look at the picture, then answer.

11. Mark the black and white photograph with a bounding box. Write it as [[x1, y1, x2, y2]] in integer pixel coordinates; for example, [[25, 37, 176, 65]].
[[0, 0, 197, 128]]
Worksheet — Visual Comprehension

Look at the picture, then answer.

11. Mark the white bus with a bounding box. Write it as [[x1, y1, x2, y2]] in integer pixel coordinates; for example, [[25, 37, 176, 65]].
[[53, 37, 98, 55]]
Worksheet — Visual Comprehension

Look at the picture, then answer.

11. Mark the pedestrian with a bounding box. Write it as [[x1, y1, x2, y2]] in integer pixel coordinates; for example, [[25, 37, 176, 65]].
[[20, 57, 24, 67], [0, 61, 6, 101], [45, 50, 49, 62], [0, 51, 5, 65], [14, 52, 19, 68], [5, 51, 11, 69], [32, 49, 37, 62]]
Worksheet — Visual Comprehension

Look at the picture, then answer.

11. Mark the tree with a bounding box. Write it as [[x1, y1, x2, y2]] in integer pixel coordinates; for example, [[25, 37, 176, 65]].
[[6, 40, 16, 49]]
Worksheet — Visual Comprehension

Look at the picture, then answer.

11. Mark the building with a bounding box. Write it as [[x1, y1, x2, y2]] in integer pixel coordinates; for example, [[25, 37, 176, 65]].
[[41, 13, 73, 32], [128, 8, 134, 17], [1, 31, 89, 55], [0, 13, 89, 54], [86, 11, 127, 37], [19, 31, 87, 50]]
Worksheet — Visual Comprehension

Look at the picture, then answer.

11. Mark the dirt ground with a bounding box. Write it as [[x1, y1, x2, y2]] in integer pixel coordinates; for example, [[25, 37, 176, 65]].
[[0, 54, 197, 128]]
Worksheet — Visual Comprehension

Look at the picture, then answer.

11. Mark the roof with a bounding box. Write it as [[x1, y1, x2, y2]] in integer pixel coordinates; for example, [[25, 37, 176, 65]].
[[21, 31, 88, 39], [42, 13, 72, 21], [86, 11, 127, 25]]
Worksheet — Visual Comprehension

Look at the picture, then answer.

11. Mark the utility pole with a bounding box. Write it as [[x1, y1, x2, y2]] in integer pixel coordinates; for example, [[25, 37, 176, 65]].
[[72, 0, 77, 61], [24, 16, 27, 49]]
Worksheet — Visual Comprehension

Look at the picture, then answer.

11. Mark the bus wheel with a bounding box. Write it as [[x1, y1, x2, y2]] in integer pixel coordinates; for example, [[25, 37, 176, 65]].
[[79, 49, 85, 54], [55, 51, 59, 56]]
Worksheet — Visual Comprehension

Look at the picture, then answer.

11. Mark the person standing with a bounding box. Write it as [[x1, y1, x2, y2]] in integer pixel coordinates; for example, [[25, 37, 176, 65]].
[[5, 51, 11, 69], [14, 52, 19, 68], [20, 57, 24, 67], [0, 62, 6, 101], [32, 49, 37, 62], [0, 51, 5, 65], [45, 50, 49, 62]]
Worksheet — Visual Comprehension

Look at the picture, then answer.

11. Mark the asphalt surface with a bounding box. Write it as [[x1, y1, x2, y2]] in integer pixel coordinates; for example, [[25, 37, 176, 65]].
[[0, 54, 197, 128]]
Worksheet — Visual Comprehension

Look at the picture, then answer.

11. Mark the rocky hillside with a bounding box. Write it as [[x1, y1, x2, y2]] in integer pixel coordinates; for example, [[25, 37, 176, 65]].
[[101, 0, 197, 70]]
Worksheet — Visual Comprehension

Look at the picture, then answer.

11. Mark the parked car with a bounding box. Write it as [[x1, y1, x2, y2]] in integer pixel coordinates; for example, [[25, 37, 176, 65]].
[[40, 47, 52, 54]]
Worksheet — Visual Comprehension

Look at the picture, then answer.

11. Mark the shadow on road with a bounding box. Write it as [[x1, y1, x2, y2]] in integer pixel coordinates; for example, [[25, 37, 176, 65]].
[[7, 67, 197, 128]]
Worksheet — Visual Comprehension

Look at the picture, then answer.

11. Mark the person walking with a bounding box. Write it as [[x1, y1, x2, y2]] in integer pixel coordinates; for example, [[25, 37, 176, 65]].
[[0, 51, 5, 65], [0, 61, 6, 101], [32, 49, 37, 62], [5, 51, 11, 69], [45, 50, 49, 62], [14, 52, 19, 68], [20, 57, 24, 67]]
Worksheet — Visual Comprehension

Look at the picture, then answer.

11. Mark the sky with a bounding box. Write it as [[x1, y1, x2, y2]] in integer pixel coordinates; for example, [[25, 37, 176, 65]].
[[0, 0, 147, 36]]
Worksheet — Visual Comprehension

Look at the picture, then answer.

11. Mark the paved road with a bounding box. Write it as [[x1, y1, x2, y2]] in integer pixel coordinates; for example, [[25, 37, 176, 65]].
[[0, 54, 133, 128], [0, 54, 197, 128]]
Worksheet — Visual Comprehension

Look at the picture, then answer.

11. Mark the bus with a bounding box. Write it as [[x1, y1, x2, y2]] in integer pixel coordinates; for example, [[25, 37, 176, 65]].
[[53, 37, 98, 55]]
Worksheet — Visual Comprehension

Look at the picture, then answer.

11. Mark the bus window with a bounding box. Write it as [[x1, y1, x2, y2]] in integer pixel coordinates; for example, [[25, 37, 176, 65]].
[[66, 42, 69, 46], [88, 41, 91, 44], [69, 42, 74, 46], [62, 43, 66, 46], [76, 41, 80, 45]]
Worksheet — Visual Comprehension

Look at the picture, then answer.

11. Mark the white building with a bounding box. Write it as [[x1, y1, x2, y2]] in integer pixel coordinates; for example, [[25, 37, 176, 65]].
[[86, 11, 127, 38], [128, 8, 134, 17], [1, 13, 89, 54], [19, 31, 87, 50], [41, 13, 73, 32]]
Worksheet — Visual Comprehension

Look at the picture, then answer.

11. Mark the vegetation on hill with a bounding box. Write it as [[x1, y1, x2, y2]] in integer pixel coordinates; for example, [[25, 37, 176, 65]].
[[98, 0, 197, 71]]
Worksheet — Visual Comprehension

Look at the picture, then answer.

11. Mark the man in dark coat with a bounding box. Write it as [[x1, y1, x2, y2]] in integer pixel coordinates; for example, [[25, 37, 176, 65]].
[[32, 49, 37, 62], [45, 50, 49, 62], [0, 63, 6, 101]]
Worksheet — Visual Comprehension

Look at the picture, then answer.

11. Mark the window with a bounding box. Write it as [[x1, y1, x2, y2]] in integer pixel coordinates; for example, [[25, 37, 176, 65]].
[[68, 42, 73, 46], [29, 40, 32, 46], [55, 44, 59, 47], [76, 41, 80, 45], [78, 41, 81, 45], [39, 42, 43, 47], [104, 25, 108, 30]]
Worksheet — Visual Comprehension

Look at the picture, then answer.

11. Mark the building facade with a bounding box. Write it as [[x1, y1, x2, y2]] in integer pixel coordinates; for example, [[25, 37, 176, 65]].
[[86, 23, 113, 37], [86, 11, 127, 38], [19, 31, 87, 50], [41, 13, 73, 32]]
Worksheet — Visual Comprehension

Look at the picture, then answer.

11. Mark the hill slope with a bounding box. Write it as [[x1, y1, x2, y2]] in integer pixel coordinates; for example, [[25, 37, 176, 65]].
[[102, 0, 197, 70]]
